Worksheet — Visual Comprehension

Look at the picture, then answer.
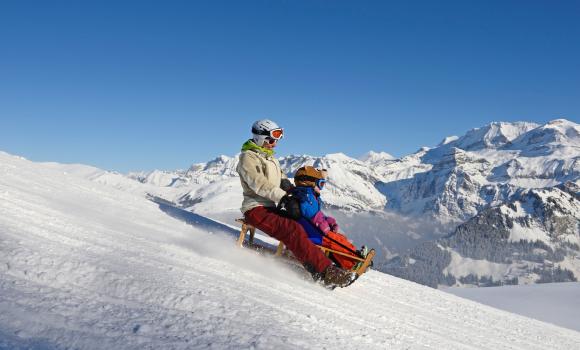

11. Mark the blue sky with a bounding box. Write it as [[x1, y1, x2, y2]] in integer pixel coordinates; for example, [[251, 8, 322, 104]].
[[1, 0, 579, 172]]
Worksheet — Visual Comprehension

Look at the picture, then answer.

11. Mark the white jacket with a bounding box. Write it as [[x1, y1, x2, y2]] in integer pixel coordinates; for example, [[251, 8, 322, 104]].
[[237, 147, 287, 214]]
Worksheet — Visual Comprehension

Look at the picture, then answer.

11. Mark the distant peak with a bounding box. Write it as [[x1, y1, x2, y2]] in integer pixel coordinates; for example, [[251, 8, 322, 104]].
[[548, 118, 570, 124], [324, 152, 351, 159], [529, 118, 580, 138], [452, 121, 540, 151], [511, 118, 580, 147], [438, 136, 459, 146], [359, 151, 396, 162], [546, 118, 578, 128], [209, 155, 230, 162]]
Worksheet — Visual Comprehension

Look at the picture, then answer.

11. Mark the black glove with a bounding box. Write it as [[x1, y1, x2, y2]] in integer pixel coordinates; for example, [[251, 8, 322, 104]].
[[280, 178, 295, 193], [277, 193, 301, 220]]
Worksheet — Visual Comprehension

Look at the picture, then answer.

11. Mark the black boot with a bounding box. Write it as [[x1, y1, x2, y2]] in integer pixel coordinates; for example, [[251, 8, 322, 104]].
[[322, 264, 357, 289]]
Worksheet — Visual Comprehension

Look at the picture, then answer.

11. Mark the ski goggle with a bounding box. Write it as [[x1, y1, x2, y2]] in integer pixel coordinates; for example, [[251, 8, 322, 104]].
[[316, 179, 327, 189], [252, 127, 284, 140]]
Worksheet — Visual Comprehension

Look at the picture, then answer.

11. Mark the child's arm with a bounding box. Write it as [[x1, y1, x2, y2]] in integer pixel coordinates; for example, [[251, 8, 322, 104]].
[[310, 211, 331, 234], [325, 215, 340, 233]]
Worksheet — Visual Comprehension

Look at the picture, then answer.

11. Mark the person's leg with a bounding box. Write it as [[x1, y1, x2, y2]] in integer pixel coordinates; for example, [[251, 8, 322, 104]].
[[244, 206, 332, 273], [322, 232, 357, 270]]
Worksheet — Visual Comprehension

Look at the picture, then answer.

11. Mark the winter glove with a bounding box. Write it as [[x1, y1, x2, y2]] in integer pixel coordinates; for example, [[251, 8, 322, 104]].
[[277, 193, 301, 220], [325, 215, 340, 233], [280, 178, 295, 193], [311, 211, 331, 234]]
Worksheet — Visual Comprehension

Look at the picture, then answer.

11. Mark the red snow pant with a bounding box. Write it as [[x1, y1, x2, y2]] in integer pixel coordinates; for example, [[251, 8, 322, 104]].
[[244, 206, 333, 273]]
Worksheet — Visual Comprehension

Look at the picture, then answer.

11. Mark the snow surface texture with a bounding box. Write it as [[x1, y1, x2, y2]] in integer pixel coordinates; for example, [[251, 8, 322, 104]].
[[445, 282, 580, 332], [1, 152, 580, 349]]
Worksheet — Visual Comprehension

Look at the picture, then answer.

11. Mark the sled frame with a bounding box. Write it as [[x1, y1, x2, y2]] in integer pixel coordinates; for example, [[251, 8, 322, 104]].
[[236, 218, 374, 276]]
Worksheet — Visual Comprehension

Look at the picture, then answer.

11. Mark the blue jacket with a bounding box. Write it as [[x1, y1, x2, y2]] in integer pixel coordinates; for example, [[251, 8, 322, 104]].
[[289, 186, 325, 245], [291, 186, 322, 220]]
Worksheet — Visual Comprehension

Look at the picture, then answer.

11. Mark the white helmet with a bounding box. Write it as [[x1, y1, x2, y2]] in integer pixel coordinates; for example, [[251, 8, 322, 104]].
[[251, 119, 284, 146]]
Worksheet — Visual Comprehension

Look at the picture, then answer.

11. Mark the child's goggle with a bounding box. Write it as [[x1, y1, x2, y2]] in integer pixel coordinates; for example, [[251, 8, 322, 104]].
[[252, 127, 284, 140], [316, 179, 327, 189]]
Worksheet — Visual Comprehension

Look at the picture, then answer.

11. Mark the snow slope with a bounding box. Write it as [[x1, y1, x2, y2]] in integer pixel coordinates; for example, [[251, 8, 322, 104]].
[[1, 152, 580, 349], [445, 282, 580, 332]]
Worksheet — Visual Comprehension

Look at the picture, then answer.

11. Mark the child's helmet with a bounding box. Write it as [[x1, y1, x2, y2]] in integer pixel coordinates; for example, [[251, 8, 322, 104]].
[[294, 166, 327, 188], [251, 119, 284, 146]]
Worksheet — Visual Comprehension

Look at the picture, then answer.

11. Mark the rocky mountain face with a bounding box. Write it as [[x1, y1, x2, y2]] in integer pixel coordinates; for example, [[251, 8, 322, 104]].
[[383, 182, 580, 287], [126, 119, 580, 287], [376, 119, 579, 225], [379, 119, 580, 287]]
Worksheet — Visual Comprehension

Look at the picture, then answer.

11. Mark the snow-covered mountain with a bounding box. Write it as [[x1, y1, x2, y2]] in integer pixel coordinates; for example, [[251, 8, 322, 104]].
[[127, 152, 388, 212], [378, 120, 580, 287], [44, 118, 580, 288], [129, 154, 239, 187], [376, 119, 579, 224], [384, 182, 580, 287], [2, 151, 580, 348], [279, 152, 388, 210], [358, 150, 396, 163]]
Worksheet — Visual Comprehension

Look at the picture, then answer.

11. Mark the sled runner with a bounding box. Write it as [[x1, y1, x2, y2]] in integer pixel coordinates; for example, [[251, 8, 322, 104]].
[[236, 218, 375, 276]]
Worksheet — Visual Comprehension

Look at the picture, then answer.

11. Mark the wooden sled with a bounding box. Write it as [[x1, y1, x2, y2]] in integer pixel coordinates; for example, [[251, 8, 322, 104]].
[[236, 218, 375, 276]]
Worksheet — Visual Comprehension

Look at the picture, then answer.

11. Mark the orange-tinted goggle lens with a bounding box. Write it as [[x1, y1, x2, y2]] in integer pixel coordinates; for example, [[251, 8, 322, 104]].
[[270, 128, 284, 139]]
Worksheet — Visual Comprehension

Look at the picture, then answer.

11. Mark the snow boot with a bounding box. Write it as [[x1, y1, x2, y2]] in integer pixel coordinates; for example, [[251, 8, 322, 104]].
[[353, 245, 373, 271], [321, 264, 357, 289]]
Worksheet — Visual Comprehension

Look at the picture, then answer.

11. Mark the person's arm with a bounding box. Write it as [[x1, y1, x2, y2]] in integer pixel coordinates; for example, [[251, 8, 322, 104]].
[[310, 211, 331, 234], [325, 215, 340, 233], [279, 163, 295, 192], [238, 152, 287, 203]]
